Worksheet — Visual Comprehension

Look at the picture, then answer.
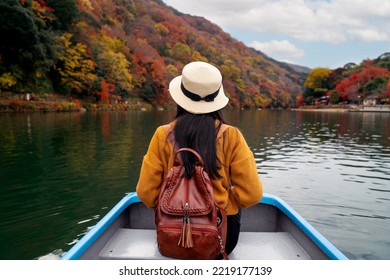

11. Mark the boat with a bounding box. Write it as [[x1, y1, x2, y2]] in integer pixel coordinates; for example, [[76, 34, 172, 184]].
[[61, 192, 348, 260]]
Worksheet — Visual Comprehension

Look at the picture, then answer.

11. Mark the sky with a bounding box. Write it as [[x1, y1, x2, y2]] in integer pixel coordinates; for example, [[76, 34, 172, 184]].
[[162, 0, 390, 69]]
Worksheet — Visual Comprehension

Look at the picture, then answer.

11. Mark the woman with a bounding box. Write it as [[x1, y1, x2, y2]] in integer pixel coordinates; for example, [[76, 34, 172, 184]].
[[136, 61, 263, 255]]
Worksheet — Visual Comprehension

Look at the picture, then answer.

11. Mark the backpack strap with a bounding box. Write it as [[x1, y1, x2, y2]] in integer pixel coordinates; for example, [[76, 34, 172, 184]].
[[174, 148, 204, 167]]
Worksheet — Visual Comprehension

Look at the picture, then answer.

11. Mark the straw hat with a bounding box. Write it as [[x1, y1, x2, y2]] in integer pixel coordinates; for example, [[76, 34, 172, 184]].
[[169, 61, 229, 114]]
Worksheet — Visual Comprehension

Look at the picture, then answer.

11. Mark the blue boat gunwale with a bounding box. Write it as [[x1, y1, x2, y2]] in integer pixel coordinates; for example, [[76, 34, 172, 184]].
[[261, 194, 348, 260], [61, 192, 348, 260]]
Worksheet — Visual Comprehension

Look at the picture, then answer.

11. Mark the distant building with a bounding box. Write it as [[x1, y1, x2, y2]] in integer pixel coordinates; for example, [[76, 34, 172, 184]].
[[314, 96, 329, 105], [363, 95, 381, 106]]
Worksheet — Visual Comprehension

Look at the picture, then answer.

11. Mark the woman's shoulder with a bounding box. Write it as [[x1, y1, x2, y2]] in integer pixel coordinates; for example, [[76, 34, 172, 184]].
[[155, 122, 175, 135], [220, 124, 243, 139], [219, 124, 250, 153]]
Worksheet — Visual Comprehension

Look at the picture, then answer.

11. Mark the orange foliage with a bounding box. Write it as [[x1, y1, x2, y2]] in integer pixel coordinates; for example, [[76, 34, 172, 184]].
[[335, 66, 390, 100], [99, 79, 115, 103], [74, 99, 81, 108], [35, 0, 54, 13], [69, 0, 305, 107], [10, 0, 306, 107], [295, 93, 305, 107], [387, 80, 390, 97], [12, 0, 389, 107]]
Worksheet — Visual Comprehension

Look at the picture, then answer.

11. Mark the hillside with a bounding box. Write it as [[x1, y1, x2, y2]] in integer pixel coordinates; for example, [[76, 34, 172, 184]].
[[0, 0, 306, 109], [302, 53, 390, 106]]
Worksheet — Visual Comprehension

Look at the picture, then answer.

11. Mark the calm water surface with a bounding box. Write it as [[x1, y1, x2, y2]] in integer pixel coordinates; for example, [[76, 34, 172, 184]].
[[0, 110, 389, 260]]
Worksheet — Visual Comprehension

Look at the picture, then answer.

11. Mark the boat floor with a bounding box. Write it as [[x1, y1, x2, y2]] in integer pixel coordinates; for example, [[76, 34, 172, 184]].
[[98, 228, 311, 260]]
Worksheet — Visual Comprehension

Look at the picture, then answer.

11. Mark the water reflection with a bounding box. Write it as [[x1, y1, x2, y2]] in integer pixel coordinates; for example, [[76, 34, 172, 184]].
[[0, 110, 389, 260], [224, 110, 389, 259]]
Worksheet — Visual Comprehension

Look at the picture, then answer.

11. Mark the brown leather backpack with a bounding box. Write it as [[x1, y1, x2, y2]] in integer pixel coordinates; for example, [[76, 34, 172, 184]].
[[154, 125, 229, 260]]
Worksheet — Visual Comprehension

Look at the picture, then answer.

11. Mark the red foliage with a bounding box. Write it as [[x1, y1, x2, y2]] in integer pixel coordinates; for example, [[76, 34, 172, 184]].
[[223, 79, 239, 106], [78, 0, 103, 23], [295, 93, 305, 107], [37, 0, 54, 13], [335, 65, 390, 100], [74, 99, 81, 108], [99, 79, 115, 103], [58, 0, 303, 107], [387, 80, 390, 97]]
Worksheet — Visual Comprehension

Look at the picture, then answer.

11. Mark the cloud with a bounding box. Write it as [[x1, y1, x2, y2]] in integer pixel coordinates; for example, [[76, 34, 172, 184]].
[[249, 40, 304, 62], [349, 28, 390, 42], [162, 0, 390, 43]]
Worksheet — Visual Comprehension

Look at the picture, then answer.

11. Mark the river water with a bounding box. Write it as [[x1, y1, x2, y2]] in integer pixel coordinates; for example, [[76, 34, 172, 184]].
[[0, 110, 389, 260]]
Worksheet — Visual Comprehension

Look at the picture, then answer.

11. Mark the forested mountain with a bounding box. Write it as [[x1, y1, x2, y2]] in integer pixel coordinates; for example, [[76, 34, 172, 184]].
[[0, 0, 306, 109]]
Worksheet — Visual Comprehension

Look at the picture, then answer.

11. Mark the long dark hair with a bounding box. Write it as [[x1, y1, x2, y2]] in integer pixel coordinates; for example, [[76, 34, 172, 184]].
[[174, 106, 225, 179]]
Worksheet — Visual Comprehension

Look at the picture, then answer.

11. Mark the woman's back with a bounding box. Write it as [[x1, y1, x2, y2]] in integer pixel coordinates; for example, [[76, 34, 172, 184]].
[[173, 107, 225, 179], [136, 61, 263, 256]]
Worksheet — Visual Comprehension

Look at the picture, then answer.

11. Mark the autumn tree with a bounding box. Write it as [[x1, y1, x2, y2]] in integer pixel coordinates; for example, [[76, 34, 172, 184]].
[[220, 60, 241, 81], [0, 0, 307, 107], [172, 42, 191, 64], [139, 59, 168, 104], [303, 68, 332, 104], [30, 0, 54, 21], [304, 68, 332, 90], [335, 65, 390, 102], [387, 79, 390, 97], [92, 32, 133, 95], [0, 72, 17, 90], [154, 23, 169, 36], [191, 51, 208, 62], [253, 93, 272, 109], [98, 79, 115, 103], [53, 33, 97, 95], [166, 64, 179, 80], [295, 93, 305, 107]]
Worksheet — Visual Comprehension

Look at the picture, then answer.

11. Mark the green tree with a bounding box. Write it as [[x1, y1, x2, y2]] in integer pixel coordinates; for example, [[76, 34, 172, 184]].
[[0, 0, 59, 93], [305, 95, 314, 105], [0, 0, 45, 69], [46, 0, 78, 31], [360, 76, 388, 96], [330, 91, 340, 104]]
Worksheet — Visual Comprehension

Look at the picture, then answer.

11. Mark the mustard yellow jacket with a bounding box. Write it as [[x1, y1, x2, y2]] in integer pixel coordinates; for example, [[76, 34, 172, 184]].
[[136, 122, 263, 215]]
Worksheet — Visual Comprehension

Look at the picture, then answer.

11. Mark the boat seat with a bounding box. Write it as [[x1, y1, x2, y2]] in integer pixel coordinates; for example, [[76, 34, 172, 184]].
[[98, 228, 310, 260]]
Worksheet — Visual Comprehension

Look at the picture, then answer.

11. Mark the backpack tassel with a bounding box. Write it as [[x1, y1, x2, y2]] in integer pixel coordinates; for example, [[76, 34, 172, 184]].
[[178, 203, 193, 248]]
